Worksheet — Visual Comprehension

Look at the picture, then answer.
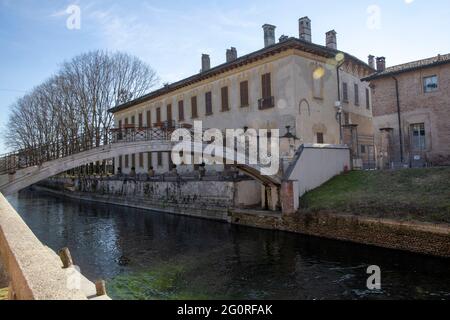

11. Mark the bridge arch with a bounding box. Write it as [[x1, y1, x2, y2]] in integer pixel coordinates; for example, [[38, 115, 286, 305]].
[[0, 140, 281, 196]]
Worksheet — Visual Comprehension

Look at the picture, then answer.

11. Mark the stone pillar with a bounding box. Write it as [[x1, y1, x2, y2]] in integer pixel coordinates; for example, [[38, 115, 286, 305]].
[[281, 181, 297, 216], [266, 186, 280, 212]]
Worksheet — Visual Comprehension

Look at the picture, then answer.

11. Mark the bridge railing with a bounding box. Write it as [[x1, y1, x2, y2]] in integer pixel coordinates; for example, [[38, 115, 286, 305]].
[[0, 125, 187, 175]]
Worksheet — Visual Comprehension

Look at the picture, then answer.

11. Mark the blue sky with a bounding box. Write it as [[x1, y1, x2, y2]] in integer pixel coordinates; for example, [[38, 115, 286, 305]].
[[0, 0, 449, 153]]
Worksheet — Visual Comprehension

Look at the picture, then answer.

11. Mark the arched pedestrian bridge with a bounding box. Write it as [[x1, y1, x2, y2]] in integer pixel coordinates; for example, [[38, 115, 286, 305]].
[[0, 128, 282, 196]]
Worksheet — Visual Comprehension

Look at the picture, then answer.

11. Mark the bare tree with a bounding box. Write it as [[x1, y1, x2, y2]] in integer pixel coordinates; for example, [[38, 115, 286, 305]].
[[4, 50, 158, 155]]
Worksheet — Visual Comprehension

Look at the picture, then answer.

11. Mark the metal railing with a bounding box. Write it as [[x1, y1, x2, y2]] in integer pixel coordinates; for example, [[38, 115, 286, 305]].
[[0, 125, 186, 175]]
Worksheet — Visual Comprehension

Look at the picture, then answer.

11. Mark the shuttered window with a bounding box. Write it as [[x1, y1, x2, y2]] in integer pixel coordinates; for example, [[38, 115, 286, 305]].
[[156, 107, 161, 123], [138, 113, 143, 128], [157, 152, 163, 166], [261, 73, 272, 98], [166, 104, 172, 122], [147, 152, 153, 169], [240, 81, 249, 107], [191, 96, 198, 118], [343, 82, 349, 102], [131, 154, 136, 168], [146, 110, 151, 127], [205, 91, 213, 115], [366, 88, 370, 110], [354, 84, 360, 106], [221, 86, 229, 111], [139, 153, 144, 168], [178, 100, 184, 121]]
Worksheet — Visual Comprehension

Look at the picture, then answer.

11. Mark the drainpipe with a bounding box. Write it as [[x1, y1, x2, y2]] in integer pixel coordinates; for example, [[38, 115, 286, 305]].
[[336, 60, 345, 144], [392, 76, 404, 163]]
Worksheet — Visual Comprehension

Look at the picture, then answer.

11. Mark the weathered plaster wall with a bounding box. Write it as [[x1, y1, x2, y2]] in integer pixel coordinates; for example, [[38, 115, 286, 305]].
[[38, 177, 262, 221]]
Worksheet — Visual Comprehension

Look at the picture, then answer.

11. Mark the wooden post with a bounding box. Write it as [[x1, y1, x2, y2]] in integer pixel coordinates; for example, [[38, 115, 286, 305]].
[[95, 280, 107, 297], [58, 247, 74, 269]]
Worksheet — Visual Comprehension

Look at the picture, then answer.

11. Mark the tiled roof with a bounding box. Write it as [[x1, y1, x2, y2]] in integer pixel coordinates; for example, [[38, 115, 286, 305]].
[[363, 53, 450, 81], [109, 37, 373, 114]]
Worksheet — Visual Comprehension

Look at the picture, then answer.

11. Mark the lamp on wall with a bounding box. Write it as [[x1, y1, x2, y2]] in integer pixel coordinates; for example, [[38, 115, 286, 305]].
[[281, 126, 299, 156]]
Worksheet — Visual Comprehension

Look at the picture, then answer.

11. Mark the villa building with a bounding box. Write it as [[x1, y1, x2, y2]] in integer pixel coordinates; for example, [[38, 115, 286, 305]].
[[363, 54, 450, 168], [108, 17, 375, 174]]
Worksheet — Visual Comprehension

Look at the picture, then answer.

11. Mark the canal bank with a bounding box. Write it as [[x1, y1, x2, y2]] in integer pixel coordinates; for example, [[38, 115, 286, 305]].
[[34, 177, 450, 258]]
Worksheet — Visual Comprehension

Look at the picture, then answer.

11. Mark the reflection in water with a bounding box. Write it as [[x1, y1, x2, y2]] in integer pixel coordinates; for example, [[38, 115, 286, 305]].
[[7, 190, 450, 300]]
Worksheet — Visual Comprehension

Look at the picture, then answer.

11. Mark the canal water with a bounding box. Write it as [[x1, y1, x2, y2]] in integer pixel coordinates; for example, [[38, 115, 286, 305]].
[[7, 190, 450, 300]]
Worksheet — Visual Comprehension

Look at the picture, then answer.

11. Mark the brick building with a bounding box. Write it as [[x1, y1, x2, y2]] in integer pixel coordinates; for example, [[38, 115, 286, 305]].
[[363, 54, 450, 168]]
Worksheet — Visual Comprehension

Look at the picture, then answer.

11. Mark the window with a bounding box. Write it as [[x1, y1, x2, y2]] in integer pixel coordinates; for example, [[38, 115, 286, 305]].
[[125, 155, 129, 168], [131, 154, 136, 168], [240, 81, 249, 107], [166, 104, 172, 122], [221, 86, 229, 111], [261, 73, 272, 98], [423, 75, 438, 93], [411, 123, 426, 151], [156, 107, 161, 123], [354, 84, 359, 106], [191, 96, 198, 118], [313, 67, 324, 99], [259, 73, 274, 109], [147, 152, 153, 169], [118, 120, 122, 129], [342, 82, 348, 102], [366, 88, 370, 110], [139, 153, 144, 168], [205, 91, 213, 115], [125, 118, 129, 126], [157, 152, 163, 166], [316, 132, 324, 144], [131, 115, 135, 125], [360, 145, 366, 154], [146, 110, 151, 128], [178, 100, 184, 121], [138, 113, 143, 128], [118, 155, 123, 169]]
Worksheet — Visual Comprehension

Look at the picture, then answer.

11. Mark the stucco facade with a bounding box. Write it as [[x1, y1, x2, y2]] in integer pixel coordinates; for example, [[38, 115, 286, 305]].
[[110, 30, 374, 175], [364, 55, 450, 167]]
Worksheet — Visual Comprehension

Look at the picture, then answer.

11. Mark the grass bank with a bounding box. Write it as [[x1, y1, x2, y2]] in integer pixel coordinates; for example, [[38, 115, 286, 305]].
[[299, 168, 450, 224]]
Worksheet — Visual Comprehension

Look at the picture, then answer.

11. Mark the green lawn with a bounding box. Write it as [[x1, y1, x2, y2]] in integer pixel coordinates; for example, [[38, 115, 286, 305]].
[[299, 168, 450, 224]]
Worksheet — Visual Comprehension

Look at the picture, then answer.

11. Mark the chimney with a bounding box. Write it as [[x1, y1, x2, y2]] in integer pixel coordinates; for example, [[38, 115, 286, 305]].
[[368, 55, 375, 69], [325, 30, 337, 50], [201, 54, 210, 72], [226, 47, 237, 62], [262, 24, 276, 47], [299, 16, 312, 42], [376, 57, 386, 72]]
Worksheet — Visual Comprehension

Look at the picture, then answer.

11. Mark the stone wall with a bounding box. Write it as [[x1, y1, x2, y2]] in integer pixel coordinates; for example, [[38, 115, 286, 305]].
[[38, 176, 262, 221], [230, 210, 450, 258]]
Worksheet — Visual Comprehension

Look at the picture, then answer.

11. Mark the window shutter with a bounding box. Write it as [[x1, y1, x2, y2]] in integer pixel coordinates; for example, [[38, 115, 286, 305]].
[[156, 107, 161, 123], [146, 110, 151, 127], [178, 100, 184, 121], [138, 113, 143, 128], [240, 81, 249, 107], [139, 152, 144, 168], [205, 92, 212, 115], [221, 86, 229, 111], [191, 96, 198, 118], [166, 104, 172, 122], [147, 152, 152, 169], [262, 73, 271, 98]]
